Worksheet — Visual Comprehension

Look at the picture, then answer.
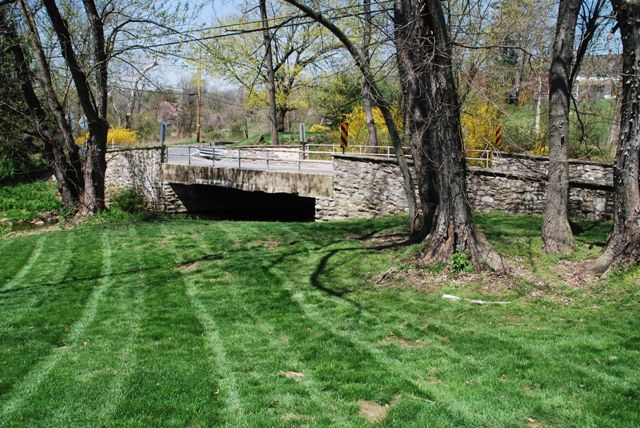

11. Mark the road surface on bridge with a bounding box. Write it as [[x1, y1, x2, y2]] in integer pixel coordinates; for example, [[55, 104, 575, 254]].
[[166, 146, 334, 175]]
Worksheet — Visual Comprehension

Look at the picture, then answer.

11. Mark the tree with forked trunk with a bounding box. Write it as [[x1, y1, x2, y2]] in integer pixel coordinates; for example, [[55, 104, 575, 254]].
[[284, 0, 503, 270], [394, 0, 504, 270], [591, 0, 640, 275]]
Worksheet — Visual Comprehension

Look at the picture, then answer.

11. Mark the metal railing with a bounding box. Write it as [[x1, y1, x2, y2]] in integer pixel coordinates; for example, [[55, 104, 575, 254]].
[[165, 144, 497, 171]]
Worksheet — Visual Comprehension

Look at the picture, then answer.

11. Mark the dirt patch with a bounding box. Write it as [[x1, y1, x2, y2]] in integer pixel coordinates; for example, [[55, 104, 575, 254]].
[[375, 266, 522, 295], [552, 260, 598, 287], [278, 370, 304, 380], [281, 413, 314, 422], [358, 401, 388, 423], [177, 261, 200, 271], [364, 232, 409, 248], [380, 333, 427, 349], [527, 417, 544, 428]]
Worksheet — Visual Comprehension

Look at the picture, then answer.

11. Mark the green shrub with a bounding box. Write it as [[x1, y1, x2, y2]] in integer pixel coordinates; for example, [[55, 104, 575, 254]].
[[450, 251, 475, 274], [110, 188, 144, 213]]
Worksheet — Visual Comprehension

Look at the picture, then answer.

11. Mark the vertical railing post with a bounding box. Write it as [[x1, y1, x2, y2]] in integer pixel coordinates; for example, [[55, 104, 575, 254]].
[[267, 149, 270, 171], [238, 149, 241, 169], [188, 146, 191, 165]]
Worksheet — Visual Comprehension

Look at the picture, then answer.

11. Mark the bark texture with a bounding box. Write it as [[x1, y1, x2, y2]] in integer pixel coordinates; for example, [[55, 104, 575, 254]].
[[542, 0, 580, 253], [395, 0, 504, 270], [592, 0, 640, 274]]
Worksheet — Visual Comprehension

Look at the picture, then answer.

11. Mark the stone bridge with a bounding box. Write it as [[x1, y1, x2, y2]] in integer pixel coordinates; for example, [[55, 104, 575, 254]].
[[104, 145, 615, 221]]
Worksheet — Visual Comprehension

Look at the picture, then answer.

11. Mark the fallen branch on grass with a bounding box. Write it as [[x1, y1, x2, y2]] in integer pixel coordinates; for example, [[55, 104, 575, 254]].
[[442, 294, 511, 305]]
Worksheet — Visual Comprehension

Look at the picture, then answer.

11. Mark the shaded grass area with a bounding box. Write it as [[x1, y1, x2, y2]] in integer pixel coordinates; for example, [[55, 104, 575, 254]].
[[0, 182, 61, 235], [0, 181, 61, 223], [0, 214, 638, 426]]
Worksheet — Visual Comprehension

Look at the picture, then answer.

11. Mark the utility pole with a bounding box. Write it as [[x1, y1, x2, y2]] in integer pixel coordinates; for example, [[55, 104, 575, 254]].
[[260, 0, 279, 146], [195, 47, 202, 144]]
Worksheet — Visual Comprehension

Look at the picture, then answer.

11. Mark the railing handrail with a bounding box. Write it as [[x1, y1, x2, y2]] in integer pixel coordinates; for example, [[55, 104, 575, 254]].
[[166, 146, 498, 171]]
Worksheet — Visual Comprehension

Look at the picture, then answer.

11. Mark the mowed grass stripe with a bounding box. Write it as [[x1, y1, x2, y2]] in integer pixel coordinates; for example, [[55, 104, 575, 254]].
[[158, 223, 246, 426], [263, 238, 473, 424], [106, 222, 222, 426], [0, 230, 104, 402], [193, 224, 355, 425], [33, 226, 148, 426], [0, 235, 46, 291], [183, 223, 422, 424], [0, 238, 37, 285], [0, 232, 113, 422]]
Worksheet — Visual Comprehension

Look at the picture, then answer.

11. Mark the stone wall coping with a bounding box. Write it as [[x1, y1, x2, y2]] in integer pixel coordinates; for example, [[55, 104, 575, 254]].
[[469, 167, 612, 190], [495, 151, 613, 167], [107, 146, 163, 153], [333, 154, 414, 165]]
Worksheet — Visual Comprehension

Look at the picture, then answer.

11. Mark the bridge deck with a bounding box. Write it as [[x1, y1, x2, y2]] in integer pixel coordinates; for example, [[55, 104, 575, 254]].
[[166, 146, 334, 174]]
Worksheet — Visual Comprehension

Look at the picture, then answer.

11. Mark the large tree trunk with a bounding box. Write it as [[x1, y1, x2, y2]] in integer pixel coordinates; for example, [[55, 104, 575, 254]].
[[42, 0, 109, 214], [260, 0, 280, 146], [361, 0, 379, 153], [541, 0, 581, 253], [592, 0, 640, 274], [395, 0, 504, 270]]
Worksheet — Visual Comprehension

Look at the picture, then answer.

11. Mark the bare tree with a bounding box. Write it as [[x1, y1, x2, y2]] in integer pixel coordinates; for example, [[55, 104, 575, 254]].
[[0, 5, 83, 207], [541, 0, 582, 253], [591, 0, 640, 274]]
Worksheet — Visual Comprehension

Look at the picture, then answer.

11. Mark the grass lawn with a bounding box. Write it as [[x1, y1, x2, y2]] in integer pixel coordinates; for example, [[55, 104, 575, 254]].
[[0, 213, 638, 426]]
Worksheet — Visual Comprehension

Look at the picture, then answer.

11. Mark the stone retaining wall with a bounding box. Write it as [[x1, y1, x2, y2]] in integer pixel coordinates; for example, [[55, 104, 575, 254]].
[[316, 153, 614, 221], [105, 147, 164, 209]]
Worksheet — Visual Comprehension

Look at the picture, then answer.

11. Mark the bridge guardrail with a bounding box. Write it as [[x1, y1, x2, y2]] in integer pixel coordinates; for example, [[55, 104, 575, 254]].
[[166, 145, 497, 171]]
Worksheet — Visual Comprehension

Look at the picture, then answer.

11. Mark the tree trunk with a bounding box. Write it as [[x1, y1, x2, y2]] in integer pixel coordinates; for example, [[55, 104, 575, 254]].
[[607, 84, 622, 158], [361, 0, 379, 153], [395, 0, 504, 270], [541, 0, 581, 253], [259, 0, 280, 146], [592, 0, 640, 274], [534, 74, 543, 136], [42, 0, 109, 214], [12, 1, 84, 208], [275, 107, 287, 133]]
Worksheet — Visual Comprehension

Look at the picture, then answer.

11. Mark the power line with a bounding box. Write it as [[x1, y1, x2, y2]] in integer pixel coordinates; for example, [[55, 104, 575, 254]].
[[114, 6, 394, 53]]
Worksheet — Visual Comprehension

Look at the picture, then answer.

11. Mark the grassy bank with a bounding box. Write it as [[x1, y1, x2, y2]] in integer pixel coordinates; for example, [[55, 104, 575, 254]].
[[0, 213, 637, 427]]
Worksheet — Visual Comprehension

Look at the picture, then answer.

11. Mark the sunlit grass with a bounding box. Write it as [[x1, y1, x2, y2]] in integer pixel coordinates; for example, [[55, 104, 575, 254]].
[[0, 213, 637, 426]]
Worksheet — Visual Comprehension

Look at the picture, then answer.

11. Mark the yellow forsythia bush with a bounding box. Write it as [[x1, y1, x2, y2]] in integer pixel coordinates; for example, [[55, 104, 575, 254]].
[[309, 124, 331, 133], [461, 102, 501, 151], [342, 104, 402, 146], [531, 145, 550, 156], [75, 127, 138, 145]]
